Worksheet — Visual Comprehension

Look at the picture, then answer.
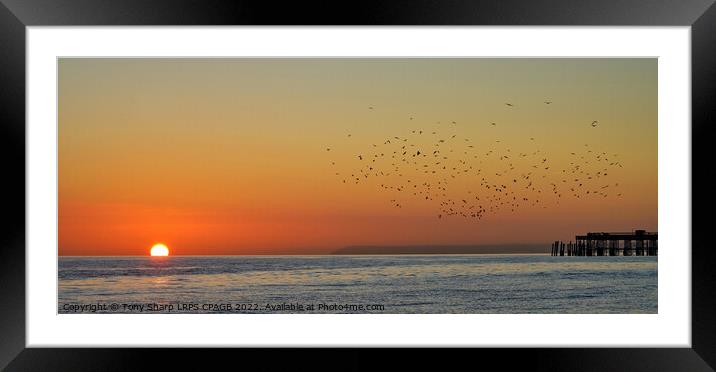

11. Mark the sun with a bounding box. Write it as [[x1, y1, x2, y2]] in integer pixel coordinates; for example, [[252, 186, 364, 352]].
[[150, 243, 169, 257]]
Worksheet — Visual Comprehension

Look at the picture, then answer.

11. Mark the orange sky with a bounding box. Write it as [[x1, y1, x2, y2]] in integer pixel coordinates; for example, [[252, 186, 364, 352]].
[[58, 58, 657, 256]]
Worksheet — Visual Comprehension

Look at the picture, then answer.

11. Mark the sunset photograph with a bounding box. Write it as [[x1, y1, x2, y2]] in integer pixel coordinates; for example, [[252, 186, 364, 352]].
[[58, 58, 657, 313]]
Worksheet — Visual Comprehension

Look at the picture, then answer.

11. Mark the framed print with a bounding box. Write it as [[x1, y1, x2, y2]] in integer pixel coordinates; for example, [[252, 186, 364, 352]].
[[1, 0, 714, 370]]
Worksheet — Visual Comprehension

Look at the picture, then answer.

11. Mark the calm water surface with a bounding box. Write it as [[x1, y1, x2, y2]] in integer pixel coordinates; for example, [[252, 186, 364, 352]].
[[58, 255, 657, 314]]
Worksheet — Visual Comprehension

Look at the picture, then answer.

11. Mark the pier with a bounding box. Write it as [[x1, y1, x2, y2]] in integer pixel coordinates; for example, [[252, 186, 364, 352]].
[[550, 230, 657, 256]]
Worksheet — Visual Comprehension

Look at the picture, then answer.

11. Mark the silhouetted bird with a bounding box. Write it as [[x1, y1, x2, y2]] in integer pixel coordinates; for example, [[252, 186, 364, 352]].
[[329, 104, 625, 222]]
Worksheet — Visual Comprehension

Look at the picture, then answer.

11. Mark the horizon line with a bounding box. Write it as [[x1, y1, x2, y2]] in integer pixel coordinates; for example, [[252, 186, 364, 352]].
[[59, 252, 553, 257]]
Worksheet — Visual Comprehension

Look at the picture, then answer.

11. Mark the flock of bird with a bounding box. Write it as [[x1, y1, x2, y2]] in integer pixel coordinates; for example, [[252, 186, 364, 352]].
[[326, 101, 623, 221]]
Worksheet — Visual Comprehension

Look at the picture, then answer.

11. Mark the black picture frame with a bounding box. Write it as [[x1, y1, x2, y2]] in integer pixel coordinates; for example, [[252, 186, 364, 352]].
[[1, 1, 714, 370]]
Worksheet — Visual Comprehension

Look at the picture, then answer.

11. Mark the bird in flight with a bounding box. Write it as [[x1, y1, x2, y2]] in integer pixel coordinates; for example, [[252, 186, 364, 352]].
[[329, 102, 625, 223]]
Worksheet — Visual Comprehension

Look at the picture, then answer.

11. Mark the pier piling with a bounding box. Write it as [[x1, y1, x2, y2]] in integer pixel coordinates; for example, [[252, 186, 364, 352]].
[[550, 230, 657, 256]]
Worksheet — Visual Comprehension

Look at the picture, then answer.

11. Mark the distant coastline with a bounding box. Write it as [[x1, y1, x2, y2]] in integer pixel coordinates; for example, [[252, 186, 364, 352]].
[[333, 244, 548, 255]]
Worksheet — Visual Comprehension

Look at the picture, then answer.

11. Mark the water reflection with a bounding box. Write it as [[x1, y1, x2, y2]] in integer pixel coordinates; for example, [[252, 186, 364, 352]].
[[59, 255, 657, 314]]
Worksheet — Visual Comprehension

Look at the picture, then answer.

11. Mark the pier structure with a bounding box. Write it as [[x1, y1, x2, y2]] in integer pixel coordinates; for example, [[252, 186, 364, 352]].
[[551, 230, 657, 256]]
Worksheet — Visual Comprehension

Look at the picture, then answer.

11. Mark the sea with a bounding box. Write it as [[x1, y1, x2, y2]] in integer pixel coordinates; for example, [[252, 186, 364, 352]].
[[58, 255, 657, 314]]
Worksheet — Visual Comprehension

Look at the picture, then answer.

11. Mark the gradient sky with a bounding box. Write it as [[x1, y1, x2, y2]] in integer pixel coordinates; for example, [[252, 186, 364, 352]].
[[58, 58, 657, 256]]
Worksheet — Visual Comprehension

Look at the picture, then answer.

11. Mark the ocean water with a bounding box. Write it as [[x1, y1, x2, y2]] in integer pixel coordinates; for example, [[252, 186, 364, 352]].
[[58, 255, 657, 314]]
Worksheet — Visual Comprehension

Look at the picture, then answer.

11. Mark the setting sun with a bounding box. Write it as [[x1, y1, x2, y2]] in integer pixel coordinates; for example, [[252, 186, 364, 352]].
[[150, 244, 169, 256]]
